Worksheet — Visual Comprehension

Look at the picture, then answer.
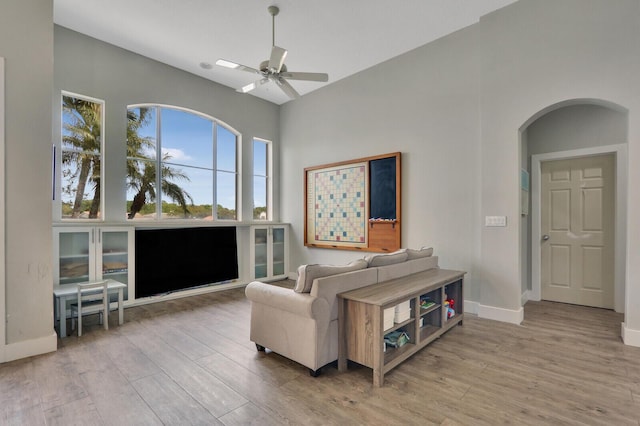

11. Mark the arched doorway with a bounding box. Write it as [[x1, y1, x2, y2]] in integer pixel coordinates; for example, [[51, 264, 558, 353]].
[[520, 100, 628, 312]]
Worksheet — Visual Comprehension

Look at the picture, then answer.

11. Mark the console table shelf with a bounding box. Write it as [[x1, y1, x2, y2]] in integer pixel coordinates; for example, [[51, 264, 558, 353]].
[[338, 268, 465, 386]]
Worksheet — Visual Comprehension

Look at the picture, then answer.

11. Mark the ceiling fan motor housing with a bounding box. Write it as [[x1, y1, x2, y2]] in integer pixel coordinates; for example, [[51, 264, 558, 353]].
[[260, 60, 287, 73]]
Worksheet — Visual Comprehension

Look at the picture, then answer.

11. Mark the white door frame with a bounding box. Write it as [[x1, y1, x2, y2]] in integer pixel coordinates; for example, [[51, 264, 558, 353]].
[[1, 57, 6, 361], [531, 144, 627, 312]]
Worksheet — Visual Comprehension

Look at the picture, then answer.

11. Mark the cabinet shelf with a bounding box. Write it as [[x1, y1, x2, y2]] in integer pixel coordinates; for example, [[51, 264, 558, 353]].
[[385, 317, 414, 334], [59, 275, 91, 284], [384, 342, 415, 364], [102, 251, 127, 257], [250, 225, 289, 281], [420, 303, 441, 316], [54, 226, 134, 305], [59, 254, 90, 260], [420, 324, 441, 341], [445, 313, 463, 324], [339, 269, 465, 386]]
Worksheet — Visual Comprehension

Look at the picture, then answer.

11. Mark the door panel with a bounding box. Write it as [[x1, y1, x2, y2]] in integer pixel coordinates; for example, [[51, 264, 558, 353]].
[[582, 246, 603, 290], [541, 154, 614, 308]]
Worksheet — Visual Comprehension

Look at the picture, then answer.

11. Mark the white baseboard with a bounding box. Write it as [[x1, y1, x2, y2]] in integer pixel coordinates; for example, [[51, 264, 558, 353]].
[[621, 323, 640, 347], [521, 290, 530, 306], [464, 300, 479, 315], [1, 332, 57, 363], [477, 303, 524, 325]]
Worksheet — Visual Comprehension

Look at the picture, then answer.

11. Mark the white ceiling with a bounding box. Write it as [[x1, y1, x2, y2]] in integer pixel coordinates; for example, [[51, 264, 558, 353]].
[[53, 0, 517, 105]]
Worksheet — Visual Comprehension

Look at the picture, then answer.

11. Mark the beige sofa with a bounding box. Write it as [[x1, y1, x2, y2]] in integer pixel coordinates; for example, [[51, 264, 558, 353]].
[[244, 247, 438, 375]]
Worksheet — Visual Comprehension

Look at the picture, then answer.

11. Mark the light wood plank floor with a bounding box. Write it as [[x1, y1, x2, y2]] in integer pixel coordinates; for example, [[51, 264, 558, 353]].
[[2, 281, 640, 425]]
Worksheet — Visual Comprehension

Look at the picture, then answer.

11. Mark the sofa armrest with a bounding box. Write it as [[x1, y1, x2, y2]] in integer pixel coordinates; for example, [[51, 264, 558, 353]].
[[245, 281, 329, 320]]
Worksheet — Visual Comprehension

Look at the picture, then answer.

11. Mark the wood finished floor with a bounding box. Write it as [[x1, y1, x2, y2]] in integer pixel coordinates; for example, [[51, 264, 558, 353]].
[[2, 281, 640, 425]]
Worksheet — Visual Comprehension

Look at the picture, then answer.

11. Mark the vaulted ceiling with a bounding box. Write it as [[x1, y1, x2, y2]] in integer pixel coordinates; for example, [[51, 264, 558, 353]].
[[54, 0, 517, 104]]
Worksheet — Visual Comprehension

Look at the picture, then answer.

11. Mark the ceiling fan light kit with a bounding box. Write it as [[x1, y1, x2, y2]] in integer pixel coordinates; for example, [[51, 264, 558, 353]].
[[215, 5, 329, 100]]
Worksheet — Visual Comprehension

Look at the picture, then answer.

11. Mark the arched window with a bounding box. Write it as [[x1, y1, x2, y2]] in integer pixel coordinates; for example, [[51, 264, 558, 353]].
[[126, 105, 238, 220]]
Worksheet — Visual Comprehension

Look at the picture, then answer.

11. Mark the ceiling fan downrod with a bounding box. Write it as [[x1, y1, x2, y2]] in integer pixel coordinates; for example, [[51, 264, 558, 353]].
[[268, 5, 279, 47]]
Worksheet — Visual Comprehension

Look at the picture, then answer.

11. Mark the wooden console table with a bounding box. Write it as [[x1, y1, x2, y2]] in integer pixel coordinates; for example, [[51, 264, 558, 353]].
[[338, 268, 465, 386]]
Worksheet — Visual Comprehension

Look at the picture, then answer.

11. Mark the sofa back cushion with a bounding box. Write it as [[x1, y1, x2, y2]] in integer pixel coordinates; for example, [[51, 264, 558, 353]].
[[376, 255, 439, 282], [311, 267, 379, 321], [364, 248, 408, 267], [294, 259, 368, 293], [406, 246, 434, 260]]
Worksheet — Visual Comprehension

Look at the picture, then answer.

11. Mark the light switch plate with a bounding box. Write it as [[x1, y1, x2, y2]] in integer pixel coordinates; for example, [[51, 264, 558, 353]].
[[485, 216, 507, 227]]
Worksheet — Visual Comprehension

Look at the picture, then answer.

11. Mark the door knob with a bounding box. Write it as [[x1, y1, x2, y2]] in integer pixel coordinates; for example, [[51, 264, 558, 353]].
[[542, 234, 550, 241]]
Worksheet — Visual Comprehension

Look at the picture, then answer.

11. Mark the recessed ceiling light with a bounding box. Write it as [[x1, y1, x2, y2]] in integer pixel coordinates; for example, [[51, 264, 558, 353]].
[[199, 62, 213, 70]]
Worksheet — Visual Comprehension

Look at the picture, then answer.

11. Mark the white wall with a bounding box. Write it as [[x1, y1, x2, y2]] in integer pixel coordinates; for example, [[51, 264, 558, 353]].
[[0, 0, 56, 361], [281, 0, 640, 337]]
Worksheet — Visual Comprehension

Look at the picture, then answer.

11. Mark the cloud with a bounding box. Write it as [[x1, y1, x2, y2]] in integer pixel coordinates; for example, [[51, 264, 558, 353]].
[[162, 147, 192, 162]]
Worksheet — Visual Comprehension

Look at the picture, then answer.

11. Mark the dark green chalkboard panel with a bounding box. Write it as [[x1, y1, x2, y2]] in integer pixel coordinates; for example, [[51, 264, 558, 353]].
[[370, 157, 397, 220]]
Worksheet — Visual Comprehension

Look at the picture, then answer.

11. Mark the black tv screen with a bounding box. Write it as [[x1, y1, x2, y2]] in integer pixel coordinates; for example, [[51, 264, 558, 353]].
[[135, 227, 239, 298]]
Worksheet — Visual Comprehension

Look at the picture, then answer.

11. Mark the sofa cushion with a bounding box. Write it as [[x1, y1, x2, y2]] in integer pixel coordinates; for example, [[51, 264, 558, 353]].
[[406, 246, 434, 260], [294, 259, 368, 293], [364, 249, 408, 267]]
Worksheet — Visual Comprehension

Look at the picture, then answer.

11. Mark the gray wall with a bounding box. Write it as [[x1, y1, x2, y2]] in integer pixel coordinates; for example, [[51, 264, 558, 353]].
[[4, 0, 640, 360], [54, 26, 281, 224], [478, 0, 639, 324], [281, 0, 640, 330], [0, 0, 55, 355], [281, 25, 483, 301], [527, 105, 628, 156]]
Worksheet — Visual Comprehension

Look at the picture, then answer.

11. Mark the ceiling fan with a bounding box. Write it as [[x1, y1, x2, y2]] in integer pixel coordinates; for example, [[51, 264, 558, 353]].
[[216, 5, 329, 100]]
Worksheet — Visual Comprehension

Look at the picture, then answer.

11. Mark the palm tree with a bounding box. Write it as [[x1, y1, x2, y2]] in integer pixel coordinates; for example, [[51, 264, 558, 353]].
[[62, 97, 102, 218], [126, 107, 193, 219]]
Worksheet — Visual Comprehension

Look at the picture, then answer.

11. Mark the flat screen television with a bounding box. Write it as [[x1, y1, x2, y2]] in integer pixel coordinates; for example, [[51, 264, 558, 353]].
[[135, 227, 239, 298]]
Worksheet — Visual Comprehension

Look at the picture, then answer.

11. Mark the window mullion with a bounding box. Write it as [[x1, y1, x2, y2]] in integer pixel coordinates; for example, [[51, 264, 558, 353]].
[[155, 106, 162, 220], [212, 122, 218, 220]]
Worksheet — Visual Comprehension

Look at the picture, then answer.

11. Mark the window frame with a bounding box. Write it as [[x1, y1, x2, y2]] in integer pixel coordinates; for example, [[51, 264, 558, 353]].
[[252, 138, 272, 221], [58, 90, 105, 221], [126, 104, 241, 221]]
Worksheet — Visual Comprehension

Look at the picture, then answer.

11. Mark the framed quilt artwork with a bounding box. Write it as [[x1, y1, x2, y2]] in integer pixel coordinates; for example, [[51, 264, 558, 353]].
[[306, 161, 369, 249], [304, 152, 401, 252]]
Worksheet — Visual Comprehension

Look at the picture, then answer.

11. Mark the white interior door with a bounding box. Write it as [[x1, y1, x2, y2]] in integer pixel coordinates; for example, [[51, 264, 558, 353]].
[[540, 154, 614, 308]]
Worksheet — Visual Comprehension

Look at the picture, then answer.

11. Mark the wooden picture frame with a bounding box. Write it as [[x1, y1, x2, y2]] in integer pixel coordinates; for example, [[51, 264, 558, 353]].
[[304, 152, 401, 252]]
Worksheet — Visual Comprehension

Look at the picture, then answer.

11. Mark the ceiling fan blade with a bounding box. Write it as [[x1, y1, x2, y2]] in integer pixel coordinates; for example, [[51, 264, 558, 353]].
[[216, 59, 261, 75], [238, 77, 270, 93], [275, 77, 300, 99], [268, 46, 288, 73], [280, 72, 329, 82]]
